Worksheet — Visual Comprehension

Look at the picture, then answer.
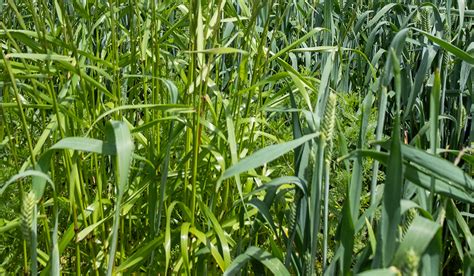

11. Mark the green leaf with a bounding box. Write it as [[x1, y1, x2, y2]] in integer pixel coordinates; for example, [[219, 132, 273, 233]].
[[391, 216, 440, 267], [76, 217, 110, 242], [341, 150, 474, 204], [199, 201, 232, 268], [378, 49, 403, 267], [1, 170, 53, 197], [115, 236, 165, 272], [218, 132, 319, 185], [357, 267, 400, 276], [400, 144, 474, 192], [5, 53, 74, 62], [185, 47, 248, 55], [268, 28, 326, 62], [51, 137, 115, 155], [414, 28, 474, 65], [106, 120, 134, 275], [224, 246, 290, 276]]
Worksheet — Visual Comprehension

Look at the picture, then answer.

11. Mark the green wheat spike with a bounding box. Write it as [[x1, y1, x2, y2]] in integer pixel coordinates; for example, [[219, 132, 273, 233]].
[[304, 251, 313, 276], [443, 23, 452, 71], [401, 208, 417, 236], [305, 149, 316, 183], [322, 93, 337, 165], [421, 7, 430, 33], [404, 248, 420, 276], [21, 192, 35, 243], [414, 10, 421, 27], [288, 189, 301, 236]]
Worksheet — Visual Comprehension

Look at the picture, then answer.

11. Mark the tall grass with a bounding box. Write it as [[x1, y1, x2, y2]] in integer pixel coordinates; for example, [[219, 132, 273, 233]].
[[0, 0, 473, 274]]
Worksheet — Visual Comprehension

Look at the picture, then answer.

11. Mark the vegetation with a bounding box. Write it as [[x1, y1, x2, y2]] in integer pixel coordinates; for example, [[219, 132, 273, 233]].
[[0, 0, 473, 274]]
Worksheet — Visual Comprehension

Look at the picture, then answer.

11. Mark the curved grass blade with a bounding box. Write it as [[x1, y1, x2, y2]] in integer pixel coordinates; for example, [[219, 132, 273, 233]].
[[5, 53, 75, 62], [76, 217, 110, 242], [199, 201, 232, 268], [1, 170, 53, 195], [245, 176, 307, 198], [247, 197, 277, 234], [391, 216, 441, 268], [224, 246, 290, 276], [218, 132, 319, 187], [87, 104, 193, 135], [414, 28, 474, 64], [105, 121, 134, 275], [180, 222, 191, 275], [115, 235, 165, 273], [268, 28, 326, 62], [188, 227, 226, 272], [340, 150, 474, 204]]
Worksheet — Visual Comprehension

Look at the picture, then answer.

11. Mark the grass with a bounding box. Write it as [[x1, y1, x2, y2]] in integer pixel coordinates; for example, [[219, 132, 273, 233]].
[[0, 0, 473, 275]]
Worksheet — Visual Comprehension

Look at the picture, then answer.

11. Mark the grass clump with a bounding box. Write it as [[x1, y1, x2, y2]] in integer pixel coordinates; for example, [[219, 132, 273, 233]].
[[1, 0, 473, 274]]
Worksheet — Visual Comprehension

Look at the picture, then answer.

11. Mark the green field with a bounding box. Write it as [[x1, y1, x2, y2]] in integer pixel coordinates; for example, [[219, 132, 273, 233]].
[[1, 0, 473, 274]]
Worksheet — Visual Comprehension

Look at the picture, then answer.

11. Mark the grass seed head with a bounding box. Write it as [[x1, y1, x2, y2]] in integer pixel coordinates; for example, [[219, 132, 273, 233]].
[[420, 7, 431, 33], [404, 248, 420, 276], [322, 93, 337, 165], [21, 192, 36, 243]]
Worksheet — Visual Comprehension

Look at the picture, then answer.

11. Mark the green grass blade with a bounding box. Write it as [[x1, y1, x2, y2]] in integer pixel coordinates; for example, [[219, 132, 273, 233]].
[[218, 132, 319, 186], [224, 246, 290, 276], [391, 216, 440, 268], [5, 53, 75, 62], [105, 120, 134, 275], [268, 28, 326, 62], [115, 236, 165, 273], [428, 69, 441, 210], [180, 222, 191, 275], [341, 150, 474, 204], [357, 267, 400, 276], [377, 50, 403, 268], [414, 28, 474, 64], [199, 201, 232, 268]]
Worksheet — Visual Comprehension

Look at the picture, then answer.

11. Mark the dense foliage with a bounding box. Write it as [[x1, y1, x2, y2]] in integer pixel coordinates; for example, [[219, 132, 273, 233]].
[[1, 0, 473, 275]]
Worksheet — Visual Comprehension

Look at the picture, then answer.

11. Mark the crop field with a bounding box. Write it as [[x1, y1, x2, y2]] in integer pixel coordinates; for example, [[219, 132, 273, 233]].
[[0, 0, 473, 275]]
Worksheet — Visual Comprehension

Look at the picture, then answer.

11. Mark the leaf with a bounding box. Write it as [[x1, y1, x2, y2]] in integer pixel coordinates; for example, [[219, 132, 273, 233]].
[[357, 267, 400, 276], [106, 121, 134, 275], [199, 201, 232, 268], [289, 72, 313, 112], [1, 170, 53, 196], [341, 150, 474, 204], [51, 137, 115, 155], [76, 217, 110, 242], [268, 28, 326, 62], [89, 104, 193, 135], [367, 3, 399, 27], [400, 144, 474, 192], [414, 28, 474, 65], [5, 53, 74, 62], [378, 49, 403, 267], [50, 209, 60, 276], [246, 176, 307, 198], [382, 29, 409, 86], [189, 227, 226, 272], [115, 236, 165, 272], [185, 47, 248, 55], [391, 216, 440, 267], [218, 132, 319, 185], [247, 197, 277, 234], [180, 222, 191, 275], [224, 246, 290, 276]]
